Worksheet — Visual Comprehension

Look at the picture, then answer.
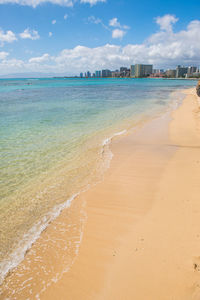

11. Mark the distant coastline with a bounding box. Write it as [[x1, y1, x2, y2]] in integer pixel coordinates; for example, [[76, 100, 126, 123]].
[[53, 76, 198, 80], [0, 64, 199, 80]]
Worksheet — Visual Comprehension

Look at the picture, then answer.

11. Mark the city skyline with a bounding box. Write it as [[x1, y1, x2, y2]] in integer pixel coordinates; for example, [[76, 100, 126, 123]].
[[79, 64, 200, 79], [0, 0, 200, 76]]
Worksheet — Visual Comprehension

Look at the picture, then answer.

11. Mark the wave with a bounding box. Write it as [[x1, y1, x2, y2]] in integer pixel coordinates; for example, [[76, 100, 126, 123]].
[[102, 129, 127, 147], [0, 193, 79, 285], [0, 128, 127, 287]]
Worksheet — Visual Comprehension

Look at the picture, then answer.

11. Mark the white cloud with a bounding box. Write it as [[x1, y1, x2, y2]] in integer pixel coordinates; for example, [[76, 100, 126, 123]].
[[0, 15, 200, 75], [80, 0, 106, 5], [52, 19, 56, 25], [109, 18, 120, 28], [0, 0, 74, 7], [53, 18, 200, 70], [64, 14, 68, 20], [49, 32, 53, 37], [109, 18, 129, 39], [20, 28, 40, 40], [39, 18, 200, 70], [0, 51, 9, 59], [88, 16, 128, 38], [155, 14, 178, 32], [0, 0, 105, 6], [109, 17, 129, 29], [0, 58, 24, 73], [112, 29, 126, 39], [29, 53, 50, 63], [54, 44, 122, 71], [88, 15, 102, 25], [87, 15, 109, 30], [0, 29, 17, 44]]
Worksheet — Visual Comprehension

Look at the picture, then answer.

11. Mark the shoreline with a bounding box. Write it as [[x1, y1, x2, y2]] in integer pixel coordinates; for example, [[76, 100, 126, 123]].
[[2, 87, 199, 299], [40, 87, 200, 300], [40, 100, 176, 300], [0, 86, 180, 291]]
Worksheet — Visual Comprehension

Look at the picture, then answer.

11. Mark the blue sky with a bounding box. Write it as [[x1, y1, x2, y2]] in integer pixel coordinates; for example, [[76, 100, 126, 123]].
[[0, 0, 199, 75]]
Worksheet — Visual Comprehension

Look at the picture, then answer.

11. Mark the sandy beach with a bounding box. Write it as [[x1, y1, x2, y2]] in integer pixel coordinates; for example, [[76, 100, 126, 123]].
[[2, 87, 200, 299], [29, 86, 199, 300], [0, 0, 200, 298]]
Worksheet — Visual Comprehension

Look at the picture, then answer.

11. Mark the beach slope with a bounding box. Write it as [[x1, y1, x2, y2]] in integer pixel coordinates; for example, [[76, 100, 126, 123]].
[[40, 88, 200, 300]]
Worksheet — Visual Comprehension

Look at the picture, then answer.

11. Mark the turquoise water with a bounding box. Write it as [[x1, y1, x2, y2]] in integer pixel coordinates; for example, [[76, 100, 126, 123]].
[[0, 78, 196, 286]]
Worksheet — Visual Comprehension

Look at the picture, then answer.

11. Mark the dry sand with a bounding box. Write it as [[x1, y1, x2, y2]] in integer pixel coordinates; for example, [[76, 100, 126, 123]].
[[38, 87, 200, 300]]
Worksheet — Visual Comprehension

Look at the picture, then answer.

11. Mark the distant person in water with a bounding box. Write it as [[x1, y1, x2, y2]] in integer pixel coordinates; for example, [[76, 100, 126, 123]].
[[197, 80, 200, 97]]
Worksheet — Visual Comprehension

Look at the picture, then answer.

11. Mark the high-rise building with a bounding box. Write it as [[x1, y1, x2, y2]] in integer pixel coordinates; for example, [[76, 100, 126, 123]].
[[153, 69, 164, 74], [130, 65, 135, 77], [102, 69, 112, 77], [125, 69, 130, 77], [165, 69, 176, 78], [134, 64, 153, 77], [119, 67, 130, 77], [80, 72, 83, 78], [187, 66, 197, 75], [95, 70, 101, 78], [176, 65, 188, 78], [120, 67, 127, 73], [111, 70, 120, 78], [86, 71, 91, 78]]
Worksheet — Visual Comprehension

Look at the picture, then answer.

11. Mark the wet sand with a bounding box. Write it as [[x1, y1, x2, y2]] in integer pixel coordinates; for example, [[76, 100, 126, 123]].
[[37, 88, 200, 299], [2, 87, 200, 299], [33, 89, 200, 300]]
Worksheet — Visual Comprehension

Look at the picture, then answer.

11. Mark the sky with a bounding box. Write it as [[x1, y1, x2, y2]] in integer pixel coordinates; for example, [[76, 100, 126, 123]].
[[0, 0, 199, 76]]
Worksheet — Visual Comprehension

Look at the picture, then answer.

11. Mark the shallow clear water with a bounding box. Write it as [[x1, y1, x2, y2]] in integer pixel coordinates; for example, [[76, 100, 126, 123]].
[[0, 77, 196, 286]]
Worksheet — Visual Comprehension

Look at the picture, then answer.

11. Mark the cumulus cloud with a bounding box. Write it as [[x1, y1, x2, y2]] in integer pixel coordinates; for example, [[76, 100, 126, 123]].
[[155, 14, 178, 32], [112, 29, 126, 39], [54, 18, 200, 70], [0, 29, 17, 44], [0, 0, 105, 7], [109, 18, 120, 27], [20, 28, 40, 40], [109, 17, 129, 29], [0, 51, 9, 59], [29, 53, 50, 63], [88, 16, 128, 38], [0, 0, 73, 7], [42, 17, 200, 70], [109, 18, 129, 39], [0, 15, 200, 75], [54, 44, 122, 71], [0, 58, 24, 73], [80, 0, 106, 5], [52, 19, 56, 25]]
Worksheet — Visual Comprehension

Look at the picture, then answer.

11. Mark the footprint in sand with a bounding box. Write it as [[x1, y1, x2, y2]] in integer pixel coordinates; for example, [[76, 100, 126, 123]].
[[193, 257, 200, 272]]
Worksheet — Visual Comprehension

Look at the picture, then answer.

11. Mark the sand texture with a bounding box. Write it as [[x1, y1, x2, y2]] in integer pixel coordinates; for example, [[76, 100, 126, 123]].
[[36, 88, 200, 300], [2, 88, 200, 300]]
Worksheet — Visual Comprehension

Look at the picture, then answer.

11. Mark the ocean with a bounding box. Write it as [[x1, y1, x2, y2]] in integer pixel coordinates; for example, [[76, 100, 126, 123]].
[[0, 77, 196, 298]]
